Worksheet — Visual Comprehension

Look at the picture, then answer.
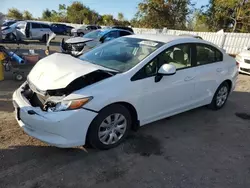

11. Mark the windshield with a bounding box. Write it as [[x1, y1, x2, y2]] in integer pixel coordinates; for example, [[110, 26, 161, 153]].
[[9, 21, 25, 28], [84, 30, 104, 39], [3, 21, 15, 27], [79, 37, 164, 72]]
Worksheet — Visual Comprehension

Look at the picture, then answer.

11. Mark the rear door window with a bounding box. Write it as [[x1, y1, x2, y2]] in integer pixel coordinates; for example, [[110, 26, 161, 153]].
[[41, 24, 51, 29], [31, 23, 41, 29], [196, 44, 223, 65]]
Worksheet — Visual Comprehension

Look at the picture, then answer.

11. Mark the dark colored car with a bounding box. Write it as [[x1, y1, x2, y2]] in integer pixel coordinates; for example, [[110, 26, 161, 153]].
[[65, 25, 74, 35], [61, 28, 133, 57], [179, 34, 203, 40], [50, 23, 68, 35], [111, 26, 134, 33]]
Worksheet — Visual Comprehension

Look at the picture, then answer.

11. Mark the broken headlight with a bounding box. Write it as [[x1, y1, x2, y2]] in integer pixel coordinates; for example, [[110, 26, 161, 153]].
[[47, 97, 93, 112]]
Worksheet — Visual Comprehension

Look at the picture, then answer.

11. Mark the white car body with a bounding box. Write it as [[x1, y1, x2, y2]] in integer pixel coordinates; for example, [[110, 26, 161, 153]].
[[1, 21, 54, 41], [13, 35, 238, 148], [236, 48, 250, 75]]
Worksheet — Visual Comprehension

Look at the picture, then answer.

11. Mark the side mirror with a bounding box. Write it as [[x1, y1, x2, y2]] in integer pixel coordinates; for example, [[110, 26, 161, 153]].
[[103, 37, 112, 42], [244, 46, 250, 50], [155, 64, 176, 83], [158, 64, 176, 75]]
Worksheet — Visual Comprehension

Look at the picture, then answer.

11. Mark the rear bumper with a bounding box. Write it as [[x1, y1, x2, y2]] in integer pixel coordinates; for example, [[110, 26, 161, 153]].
[[12, 85, 97, 148]]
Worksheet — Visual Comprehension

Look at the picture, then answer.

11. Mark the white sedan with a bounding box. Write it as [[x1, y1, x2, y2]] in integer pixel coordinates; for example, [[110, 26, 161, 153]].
[[13, 35, 238, 149], [236, 47, 250, 75]]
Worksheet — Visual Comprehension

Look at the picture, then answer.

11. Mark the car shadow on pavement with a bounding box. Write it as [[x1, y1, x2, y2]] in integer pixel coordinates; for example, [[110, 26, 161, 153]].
[[0, 91, 250, 187], [0, 100, 13, 112]]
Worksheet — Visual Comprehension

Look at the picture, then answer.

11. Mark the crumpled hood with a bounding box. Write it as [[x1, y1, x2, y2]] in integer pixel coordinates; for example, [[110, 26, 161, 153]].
[[28, 53, 111, 91]]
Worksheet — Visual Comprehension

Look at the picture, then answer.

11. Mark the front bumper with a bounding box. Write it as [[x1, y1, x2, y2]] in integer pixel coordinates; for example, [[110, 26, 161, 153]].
[[239, 61, 250, 75], [12, 86, 97, 148], [1, 33, 7, 40]]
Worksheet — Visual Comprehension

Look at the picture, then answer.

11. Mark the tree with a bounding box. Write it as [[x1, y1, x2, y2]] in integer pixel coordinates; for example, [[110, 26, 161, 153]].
[[23, 10, 33, 20], [132, 0, 193, 29], [200, 0, 250, 32], [42, 9, 52, 20], [7, 8, 23, 19], [101, 14, 115, 25], [118, 12, 124, 21], [67, 1, 90, 24], [192, 10, 210, 31]]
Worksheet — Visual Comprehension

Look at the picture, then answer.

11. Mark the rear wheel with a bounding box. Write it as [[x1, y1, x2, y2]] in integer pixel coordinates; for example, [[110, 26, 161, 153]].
[[41, 34, 49, 42], [87, 104, 132, 150], [14, 72, 24, 81], [79, 32, 84, 37], [208, 82, 230, 110]]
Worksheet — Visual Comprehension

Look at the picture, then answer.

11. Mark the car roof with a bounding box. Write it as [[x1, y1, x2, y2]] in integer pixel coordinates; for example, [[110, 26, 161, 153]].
[[99, 28, 133, 33], [124, 34, 203, 44]]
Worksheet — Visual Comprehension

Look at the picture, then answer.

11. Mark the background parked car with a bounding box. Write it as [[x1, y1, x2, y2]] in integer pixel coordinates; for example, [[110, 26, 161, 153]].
[[111, 26, 134, 33], [1, 21, 54, 42], [61, 28, 133, 56], [1, 20, 19, 30], [50, 23, 68, 35], [71, 25, 100, 37], [179, 34, 203, 39], [236, 47, 250, 75], [65, 25, 74, 35], [103, 26, 134, 33]]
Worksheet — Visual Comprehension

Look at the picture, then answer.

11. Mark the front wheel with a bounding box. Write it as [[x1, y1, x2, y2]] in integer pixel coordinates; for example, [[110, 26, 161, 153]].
[[6, 33, 17, 41], [87, 104, 132, 150], [208, 82, 230, 110]]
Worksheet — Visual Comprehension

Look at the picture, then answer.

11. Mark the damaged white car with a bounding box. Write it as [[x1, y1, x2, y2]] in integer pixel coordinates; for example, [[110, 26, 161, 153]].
[[13, 35, 238, 149]]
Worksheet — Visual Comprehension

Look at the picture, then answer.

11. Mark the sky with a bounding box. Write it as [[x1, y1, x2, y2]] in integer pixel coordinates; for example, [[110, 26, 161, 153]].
[[0, 0, 209, 20]]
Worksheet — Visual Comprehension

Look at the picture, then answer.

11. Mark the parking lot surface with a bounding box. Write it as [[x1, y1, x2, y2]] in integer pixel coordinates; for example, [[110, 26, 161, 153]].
[[0, 38, 250, 187]]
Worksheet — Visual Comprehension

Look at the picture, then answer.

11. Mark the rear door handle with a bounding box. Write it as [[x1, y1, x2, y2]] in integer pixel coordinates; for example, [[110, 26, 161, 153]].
[[217, 68, 223, 72], [184, 76, 195, 81]]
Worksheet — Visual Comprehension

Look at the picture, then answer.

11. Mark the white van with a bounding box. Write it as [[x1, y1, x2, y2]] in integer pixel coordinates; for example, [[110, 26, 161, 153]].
[[1, 21, 54, 42]]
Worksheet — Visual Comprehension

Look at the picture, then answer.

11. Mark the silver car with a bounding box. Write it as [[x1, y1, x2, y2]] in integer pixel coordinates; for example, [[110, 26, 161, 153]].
[[71, 25, 101, 37]]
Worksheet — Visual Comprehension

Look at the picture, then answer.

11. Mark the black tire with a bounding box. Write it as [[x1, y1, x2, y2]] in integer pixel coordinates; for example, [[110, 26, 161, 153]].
[[78, 32, 84, 37], [87, 104, 132, 150], [208, 82, 230, 110], [6, 33, 17, 41], [41, 34, 49, 42], [14, 72, 24, 81]]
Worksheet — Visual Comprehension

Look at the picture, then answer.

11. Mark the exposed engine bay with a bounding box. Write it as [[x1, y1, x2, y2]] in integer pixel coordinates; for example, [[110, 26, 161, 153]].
[[60, 37, 95, 57], [22, 70, 114, 111]]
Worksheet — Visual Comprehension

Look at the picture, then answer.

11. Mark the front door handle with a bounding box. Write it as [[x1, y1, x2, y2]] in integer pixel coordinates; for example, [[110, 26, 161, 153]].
[[217, 68, 223, 72], [184, 76, 195, 81]]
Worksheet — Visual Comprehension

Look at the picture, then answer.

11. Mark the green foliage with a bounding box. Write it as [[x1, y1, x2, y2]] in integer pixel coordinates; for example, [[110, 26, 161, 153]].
[[42, 9, 52, 20], [7, 8, 23, 20], [23, 10, 33, 20], [197, 0, 250, 32], [132, 0, 193, 29], [118, 13, 124, 21]]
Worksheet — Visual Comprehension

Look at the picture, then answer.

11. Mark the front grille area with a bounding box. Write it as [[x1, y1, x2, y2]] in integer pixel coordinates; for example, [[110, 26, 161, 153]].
[[244, 59, 250, 64], [240, 67, 250, 73]]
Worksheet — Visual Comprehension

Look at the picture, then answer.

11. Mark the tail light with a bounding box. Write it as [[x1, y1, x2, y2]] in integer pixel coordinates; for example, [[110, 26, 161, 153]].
[[236, 61, 240, 68]]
